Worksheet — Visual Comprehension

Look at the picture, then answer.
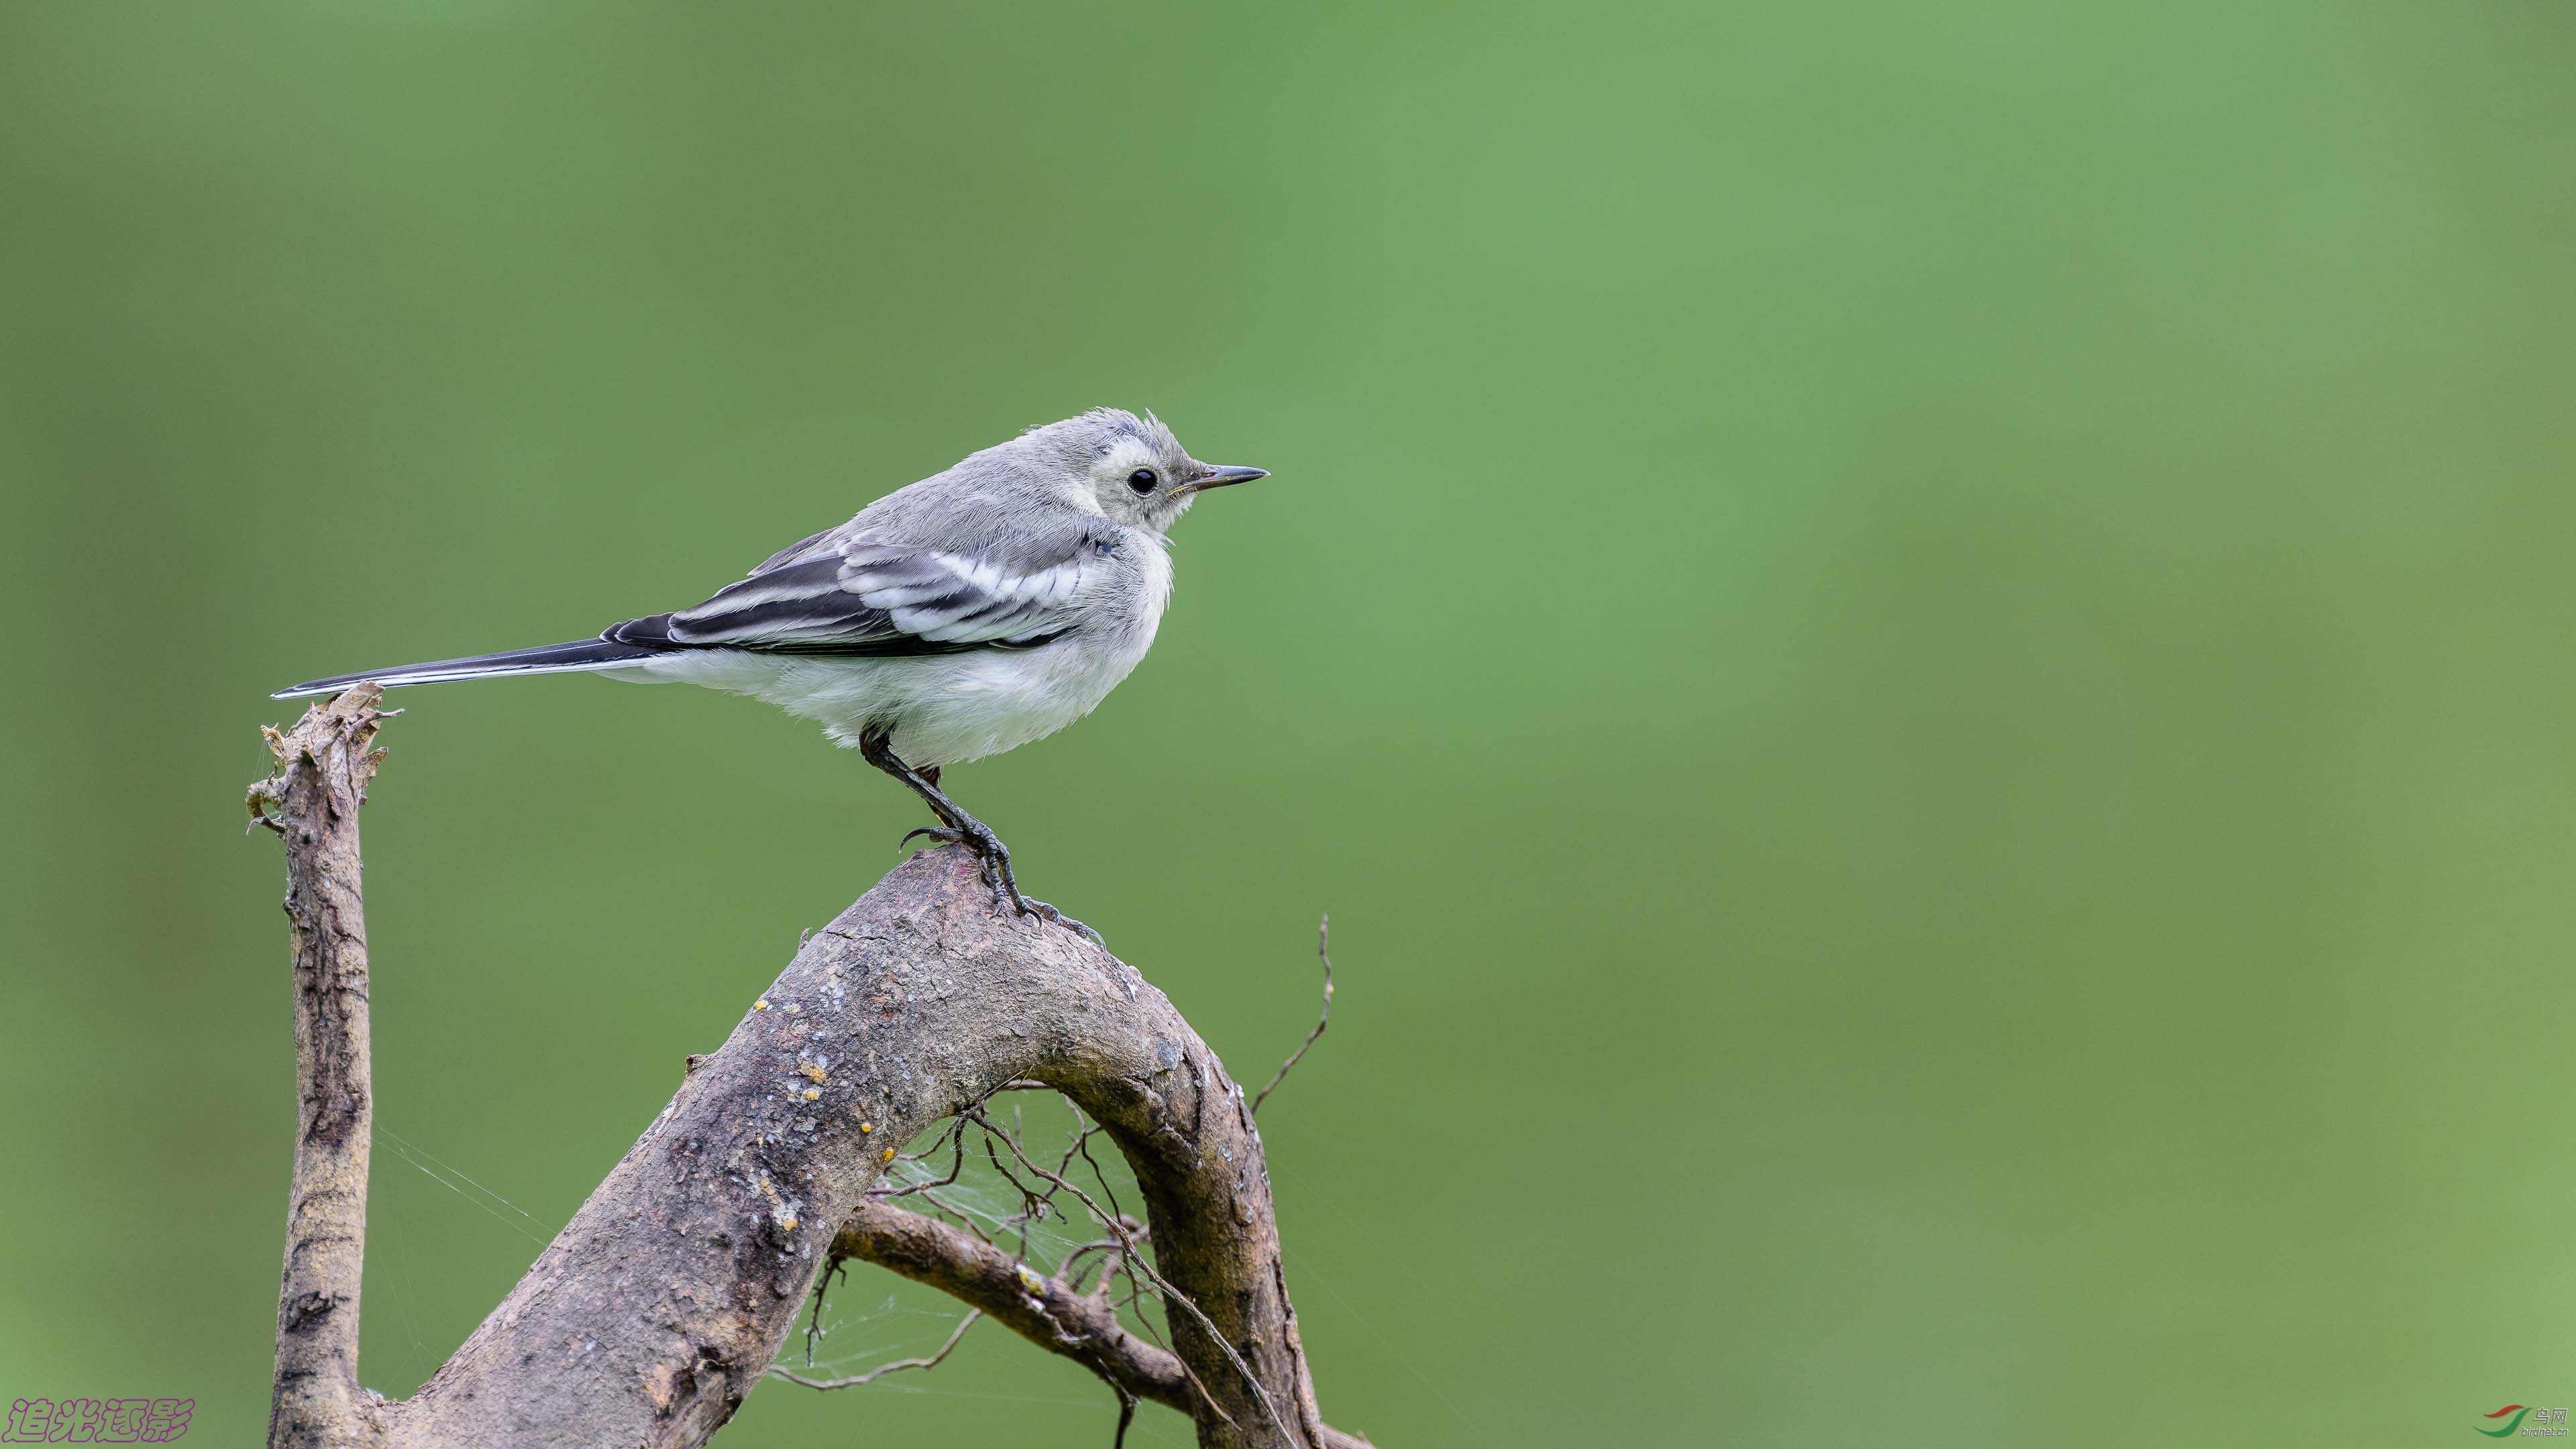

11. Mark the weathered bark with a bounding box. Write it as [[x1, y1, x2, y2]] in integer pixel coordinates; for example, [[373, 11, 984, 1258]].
[[248, 684, 391, 1448], [252, 691, 1366, 1449]]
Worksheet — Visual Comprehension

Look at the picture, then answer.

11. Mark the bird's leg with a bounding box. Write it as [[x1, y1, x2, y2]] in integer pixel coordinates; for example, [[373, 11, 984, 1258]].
[[854, 729, 983, 863], [855, 728, 1102, 947]]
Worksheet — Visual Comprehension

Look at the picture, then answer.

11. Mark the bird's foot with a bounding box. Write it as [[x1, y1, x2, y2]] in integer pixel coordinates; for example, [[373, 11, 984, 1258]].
[[896, 822, 1103, 947], [1016, 896, 1105, 949], [897, 821, 1008, 902]]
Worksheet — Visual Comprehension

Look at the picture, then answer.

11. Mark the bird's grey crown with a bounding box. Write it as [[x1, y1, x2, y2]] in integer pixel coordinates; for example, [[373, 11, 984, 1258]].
[[1018, 406, 1182, 466]]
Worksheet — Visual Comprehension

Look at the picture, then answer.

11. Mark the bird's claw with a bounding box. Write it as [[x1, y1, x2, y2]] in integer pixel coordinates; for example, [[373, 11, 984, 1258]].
[[894, 805, 1100, 947], [1013, 896, 1105, 949], [906, 825, 1024, 917]]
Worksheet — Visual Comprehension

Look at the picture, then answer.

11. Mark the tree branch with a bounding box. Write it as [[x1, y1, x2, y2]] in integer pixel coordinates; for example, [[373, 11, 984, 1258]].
[[828, 1200, 1185, 1403], [824, 1201, 1373, 1449], [249, 690, 1369, 1449], [248, 684, 392, 1448]]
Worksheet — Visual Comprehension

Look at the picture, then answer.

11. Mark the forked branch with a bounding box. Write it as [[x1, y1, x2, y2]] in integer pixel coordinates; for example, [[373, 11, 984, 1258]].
[[251, 690, 1367, 1449]]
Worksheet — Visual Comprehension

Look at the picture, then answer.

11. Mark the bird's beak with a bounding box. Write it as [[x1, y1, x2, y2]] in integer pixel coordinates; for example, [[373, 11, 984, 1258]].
[[1188, 464, 1269, 492]]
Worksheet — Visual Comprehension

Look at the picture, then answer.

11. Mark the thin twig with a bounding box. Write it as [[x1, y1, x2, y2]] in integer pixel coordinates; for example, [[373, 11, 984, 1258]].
[[1113, 1383, 1138, 1448], [966, 1107, 1286, 1438], [1053, 1095, 1106, 1181], [1071, 1115, 1129, 1228], [983, 1126, 1049, 1226], [1057, 1227, 1142, 1295], [801, 1254, 849, 1366], [876, 1116, 970, 1199], [769, 1309, 982, 1390], [928, 1191, 1002, 1246], [1253, 914, 1336, 1116]]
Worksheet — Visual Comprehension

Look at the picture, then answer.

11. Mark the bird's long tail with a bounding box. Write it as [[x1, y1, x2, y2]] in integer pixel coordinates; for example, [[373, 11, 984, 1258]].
[[271, 637, 668, 700]]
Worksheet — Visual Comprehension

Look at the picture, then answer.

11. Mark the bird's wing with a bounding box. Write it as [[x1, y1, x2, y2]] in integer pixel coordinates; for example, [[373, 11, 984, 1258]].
[[747, 525, 846, 577], [613, 535, 1095, 657]]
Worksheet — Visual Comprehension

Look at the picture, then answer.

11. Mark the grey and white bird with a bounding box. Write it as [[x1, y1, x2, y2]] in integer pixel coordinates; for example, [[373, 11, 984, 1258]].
[[274, 408, 1268, 940]]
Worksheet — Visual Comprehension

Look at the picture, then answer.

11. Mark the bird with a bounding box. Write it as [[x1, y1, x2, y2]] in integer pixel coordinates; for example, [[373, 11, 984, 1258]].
[[274, 408, 1268, 942]]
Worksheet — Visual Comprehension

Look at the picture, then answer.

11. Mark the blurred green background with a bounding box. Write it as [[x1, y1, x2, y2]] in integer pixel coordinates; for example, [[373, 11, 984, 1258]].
[[4, 1, 2573, 1443]]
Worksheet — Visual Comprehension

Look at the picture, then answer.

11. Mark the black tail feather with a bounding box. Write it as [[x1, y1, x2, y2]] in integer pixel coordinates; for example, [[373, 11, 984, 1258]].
[[271, 636, 668, 700]]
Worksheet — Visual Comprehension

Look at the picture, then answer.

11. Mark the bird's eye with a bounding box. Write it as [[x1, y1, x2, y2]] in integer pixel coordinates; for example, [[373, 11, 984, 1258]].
[[1126, 468, 1158, 493]]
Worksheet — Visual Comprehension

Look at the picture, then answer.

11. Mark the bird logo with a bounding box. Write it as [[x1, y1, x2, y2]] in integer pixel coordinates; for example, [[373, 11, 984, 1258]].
[[2478, 1405, 2532, 1437]]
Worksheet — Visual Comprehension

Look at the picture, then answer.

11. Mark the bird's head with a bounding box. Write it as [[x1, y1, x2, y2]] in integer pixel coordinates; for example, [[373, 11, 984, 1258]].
[[1016, 408, 1267, 534]]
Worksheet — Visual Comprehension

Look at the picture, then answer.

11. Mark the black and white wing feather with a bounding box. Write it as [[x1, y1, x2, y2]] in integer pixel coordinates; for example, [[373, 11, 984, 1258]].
[[272, 533, 1097, 697], [610, 538, 1091, 657]]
